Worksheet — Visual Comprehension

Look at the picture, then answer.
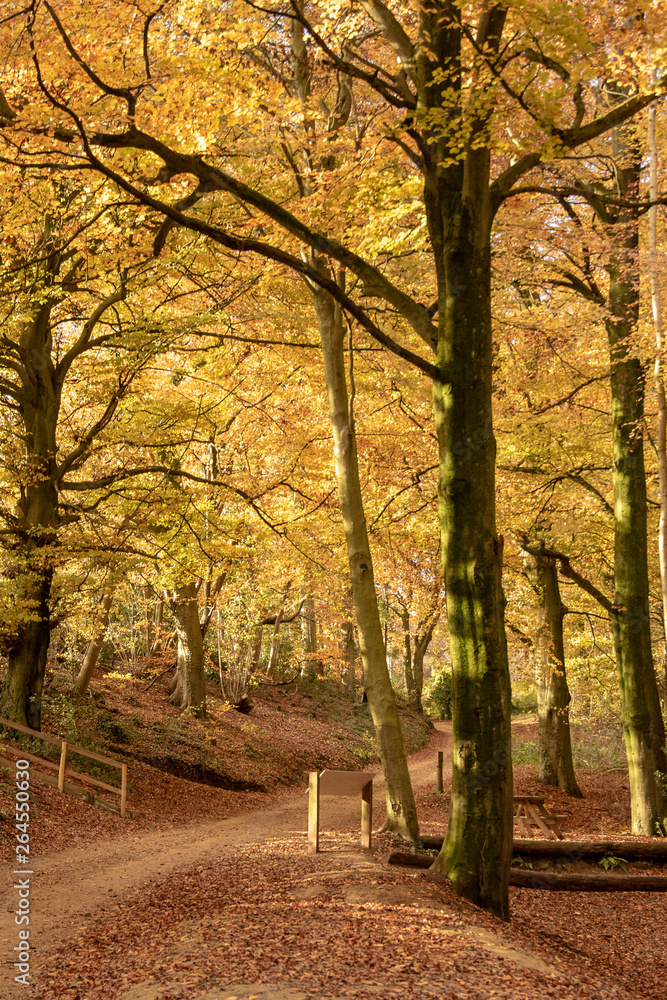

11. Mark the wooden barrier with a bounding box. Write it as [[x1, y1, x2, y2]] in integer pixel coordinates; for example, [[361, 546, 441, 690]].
[[0, 715, 128, 818], [308, 769, 374, 854], [383, 851, 667, 890]]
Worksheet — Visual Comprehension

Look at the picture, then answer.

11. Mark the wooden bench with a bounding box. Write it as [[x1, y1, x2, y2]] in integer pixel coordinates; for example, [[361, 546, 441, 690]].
[[513, 794, 562, 840]]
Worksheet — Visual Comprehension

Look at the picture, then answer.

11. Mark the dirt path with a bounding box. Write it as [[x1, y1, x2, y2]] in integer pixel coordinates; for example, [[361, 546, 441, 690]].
[[3, 721, 554, 999], [0, 725, 449, 982]]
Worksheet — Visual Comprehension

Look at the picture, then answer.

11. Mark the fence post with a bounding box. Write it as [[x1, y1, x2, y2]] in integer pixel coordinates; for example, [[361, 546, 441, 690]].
[[308, 771, 320, 854], [120, 763, 127, 818], [437, 751, 444, 794], [58, 741, 68, 792], [361, 781, 372, 849]]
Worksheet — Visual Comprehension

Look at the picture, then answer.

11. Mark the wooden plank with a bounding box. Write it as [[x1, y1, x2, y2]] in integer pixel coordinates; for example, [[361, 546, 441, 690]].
[[65, 744, 124, 769], [318, 769, 376, 797], [2, 744, 120, 795], [0, 746, 60, 771], [0, 716, 62, 746], [0, 755, 131, 817], [541, 808, 563, 839], [60, 767, 120, 795], [0, 715, 123, 768], [514, 795, 545, 805], [526, 804, 559, 841], [517, 815, 532, 839], [308, 771, 320, 854], [361, 780, 372, 850]]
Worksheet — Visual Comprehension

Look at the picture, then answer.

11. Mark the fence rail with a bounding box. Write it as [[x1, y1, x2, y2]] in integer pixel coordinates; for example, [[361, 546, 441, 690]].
[[0, 715, 128, 818]]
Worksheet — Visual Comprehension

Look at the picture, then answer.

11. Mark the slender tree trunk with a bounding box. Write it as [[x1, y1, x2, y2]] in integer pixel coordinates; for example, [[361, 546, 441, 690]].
[[341, 616, 356, 697], [151, 598, 164, 655], [412, 615, 438, 714], [266, 604, 284, 676], [300, 595, 319, 678], [73, 592, 114, 697], [605, 125, 667, 834], [522, 550, 581, 797], [649, 99, 667, 715], [143, 584, 153, 656], [169, 582, 206, 717], [251, 626, 263, 673], [400, 608, 415, 700], [313, 277, 420, 844]]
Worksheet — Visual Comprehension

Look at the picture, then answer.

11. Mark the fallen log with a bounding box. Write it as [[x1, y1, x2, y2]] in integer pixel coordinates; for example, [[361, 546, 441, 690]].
[[384, 852, 667, 890], [382, 850, 434, 868], [509, 869, 667, 892], [420, 836, 667, 860], [513, 839, 667, 860]]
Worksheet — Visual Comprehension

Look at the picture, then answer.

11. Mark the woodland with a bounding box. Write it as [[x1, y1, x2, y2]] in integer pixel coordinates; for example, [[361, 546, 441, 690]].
[[1, 0, 667, 934]]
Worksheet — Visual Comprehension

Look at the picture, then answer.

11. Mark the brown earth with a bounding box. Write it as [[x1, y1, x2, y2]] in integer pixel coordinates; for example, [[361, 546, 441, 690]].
[[2, 717, 666, 1000]]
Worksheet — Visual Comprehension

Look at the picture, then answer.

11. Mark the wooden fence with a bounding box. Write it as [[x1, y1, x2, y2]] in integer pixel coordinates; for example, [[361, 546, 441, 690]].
[[0, 715, 128, 818]]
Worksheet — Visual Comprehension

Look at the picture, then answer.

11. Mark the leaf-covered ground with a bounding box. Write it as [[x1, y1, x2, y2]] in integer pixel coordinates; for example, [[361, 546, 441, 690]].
[[1, 680, 666, 1000]]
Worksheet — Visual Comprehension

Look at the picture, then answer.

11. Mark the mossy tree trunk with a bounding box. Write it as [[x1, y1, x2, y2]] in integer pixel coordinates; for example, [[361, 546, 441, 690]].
[[604, 126, 667, 834], [313, 278, 420, 844], [424, 7, 513, 920], [522, 549, 582, 797]]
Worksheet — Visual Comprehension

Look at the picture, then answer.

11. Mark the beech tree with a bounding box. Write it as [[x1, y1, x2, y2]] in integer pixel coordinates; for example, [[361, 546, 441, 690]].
[[0, 175, 167, 728], [3, 0, 666, 916], [521, 546, 581, 797], [501, 112, 667, 832]]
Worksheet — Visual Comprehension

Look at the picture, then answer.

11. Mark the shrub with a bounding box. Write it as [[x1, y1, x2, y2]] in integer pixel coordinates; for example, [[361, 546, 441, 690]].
[[511, 688, 538, 716], [426, 669, 452, 720]]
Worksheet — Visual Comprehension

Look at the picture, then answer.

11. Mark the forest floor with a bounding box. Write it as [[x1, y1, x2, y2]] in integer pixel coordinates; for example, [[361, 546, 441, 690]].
[[1, 673, 666, 1000]]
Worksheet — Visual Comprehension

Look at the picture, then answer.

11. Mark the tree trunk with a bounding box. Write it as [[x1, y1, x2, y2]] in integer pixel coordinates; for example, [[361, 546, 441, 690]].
[[649, 98, 667, 716], [341, 615, 356, 698], [522, 550, 581, 797], [73, 592, 114, 697], [313, 278, 420, 844], [143, 584, 153, 656], [266, 604, 284, 677], [416, 6, 513, 919], [400, 608, 415, 700], [606, 125, 667, 834], [1, 566, 53, 730], [0, 468, 58, 729], [169, 582, 206, 717], [150, 598, 165, 655], [300, 595, 320, 678], [412, 615, 438, 714]]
